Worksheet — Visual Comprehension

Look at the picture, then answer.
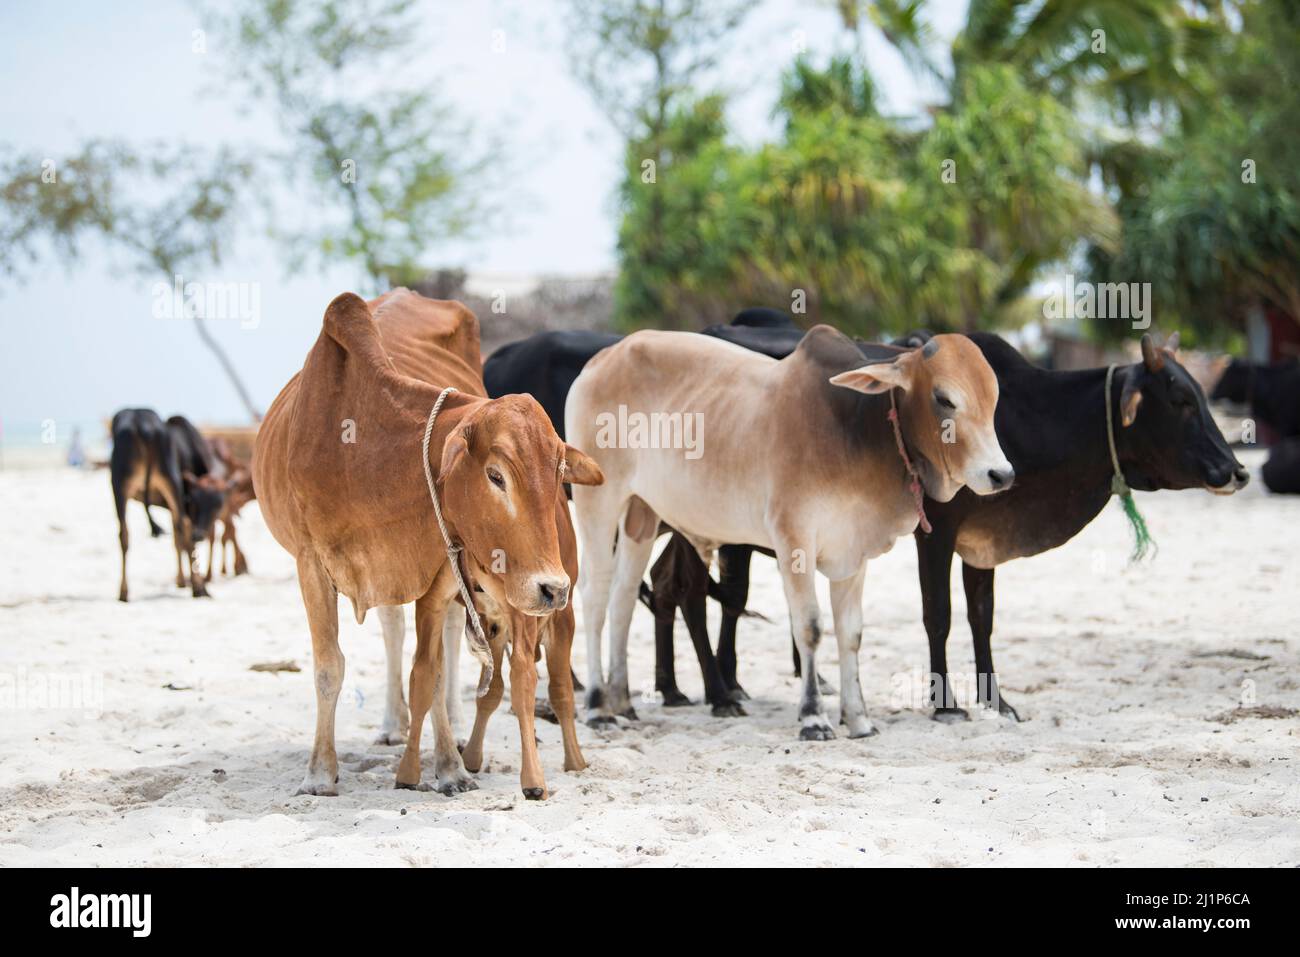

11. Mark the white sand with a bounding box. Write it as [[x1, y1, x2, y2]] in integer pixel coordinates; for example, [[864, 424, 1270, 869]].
[[1, 455, 1296, 867]]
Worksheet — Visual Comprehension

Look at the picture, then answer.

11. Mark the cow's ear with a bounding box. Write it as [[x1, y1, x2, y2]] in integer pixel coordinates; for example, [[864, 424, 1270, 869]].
[[438, 424, 472, 481], [830, 356, 913, 395], [1164, 331, 1180, 356], [1140, 333, 1164, 372], [563, 445, 604, 486], [1120, 372, 1143, 427]]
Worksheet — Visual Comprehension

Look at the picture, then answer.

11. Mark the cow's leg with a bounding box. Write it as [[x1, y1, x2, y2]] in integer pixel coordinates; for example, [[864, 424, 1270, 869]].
[[113, 476, 131, 603], [296, 555, 343, 796], [775, 539, 832, 741], [653, 603, 690, 706], [545, 608, 587, 774], [650, 553, 690, 706], [573, 501, 619, 727], [174, 539, 187, 588], [461, 631, 506, 774], [204, 526, 217, 584], [682, 579, 741, 717], [963, 563, 1017, 720], [510, 628, 546, 799], [187, 541, 209, 598], [606, 530, 656, 720], [374, 604, 408, 745], [829, 566, 874, 738], [397, 588, 476, 794], [230, 522, 248, 576], [715, 545, 751, 699], [442, 609, 464, 738], [916, 530, 964, 722]]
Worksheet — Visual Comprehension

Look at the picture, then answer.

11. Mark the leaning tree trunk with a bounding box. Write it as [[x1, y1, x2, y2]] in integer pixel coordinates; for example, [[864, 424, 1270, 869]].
[[190, 314, 262, 422]]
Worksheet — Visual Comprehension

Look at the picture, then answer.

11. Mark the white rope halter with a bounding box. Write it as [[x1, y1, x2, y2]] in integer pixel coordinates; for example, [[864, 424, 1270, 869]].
[[421, 387, 493, 697]]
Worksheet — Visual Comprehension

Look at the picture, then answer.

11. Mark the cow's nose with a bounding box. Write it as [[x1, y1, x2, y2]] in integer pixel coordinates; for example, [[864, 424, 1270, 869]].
[[536, 577, 570, 610], [988, 467, 1014, 491], [1233, 467, 1250, 488]]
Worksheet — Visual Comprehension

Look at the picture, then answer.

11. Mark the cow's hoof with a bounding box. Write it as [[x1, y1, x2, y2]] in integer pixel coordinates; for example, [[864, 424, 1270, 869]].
[[728, 686, 750, 702], [661, 689, 693, 707], [996, 698, 1021, 722], [435, 774, 478, 796], [118, 592, 128, 603], [585, 713, 617, 729], [296, 780, 339, 797], [394, 778, 430, 791], [932, 707, 970, 724], [711, 701, 747, 718], [616, 705, 639, 721], [373, 730, 406, 746], [847, 723, 878, 739], [799, 723, 835, 742], [534, 698, 559, 724], [522, 787, 546, 801]]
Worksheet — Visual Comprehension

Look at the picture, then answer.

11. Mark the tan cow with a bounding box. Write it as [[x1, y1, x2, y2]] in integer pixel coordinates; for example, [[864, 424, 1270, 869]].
[[253, 289, 602, 796], [566, 326, 1012, 740]]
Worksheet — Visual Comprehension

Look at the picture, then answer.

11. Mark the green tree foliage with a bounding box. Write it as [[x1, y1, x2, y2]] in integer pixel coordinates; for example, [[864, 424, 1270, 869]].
[[211, 0, 491, 289], [1087, 0, 1300, 343]]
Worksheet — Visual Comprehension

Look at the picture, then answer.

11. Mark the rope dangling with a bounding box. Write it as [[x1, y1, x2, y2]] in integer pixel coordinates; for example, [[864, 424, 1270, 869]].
[[888, 389, 932, 534], [1104, 365, 1157, 563], [422, 387, 494, 697]]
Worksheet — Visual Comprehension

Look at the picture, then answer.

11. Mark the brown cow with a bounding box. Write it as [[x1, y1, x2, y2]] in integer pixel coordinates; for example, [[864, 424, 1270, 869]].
[[253, 289, 602, 796]]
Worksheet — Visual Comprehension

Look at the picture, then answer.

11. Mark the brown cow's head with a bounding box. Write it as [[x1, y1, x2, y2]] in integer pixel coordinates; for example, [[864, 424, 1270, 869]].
[[830, 334, 1012, 502], [437, 393, 603, 616]]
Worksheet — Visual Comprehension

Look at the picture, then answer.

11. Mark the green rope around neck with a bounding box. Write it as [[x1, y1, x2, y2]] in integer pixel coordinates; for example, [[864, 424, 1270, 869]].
[[1105, 364, 1157, 562]]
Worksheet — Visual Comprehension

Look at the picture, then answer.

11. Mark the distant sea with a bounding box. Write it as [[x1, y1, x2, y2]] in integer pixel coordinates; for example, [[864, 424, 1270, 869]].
[[0, 419, 110, 471]]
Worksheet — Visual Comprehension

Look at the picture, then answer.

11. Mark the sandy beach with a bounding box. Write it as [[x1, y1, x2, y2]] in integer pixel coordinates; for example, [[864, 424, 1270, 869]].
[[1, 453, 1296, 867]]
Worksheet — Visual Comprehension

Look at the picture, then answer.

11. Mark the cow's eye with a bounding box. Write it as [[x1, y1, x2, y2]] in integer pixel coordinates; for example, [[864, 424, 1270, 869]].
[[487, 467, 505, 489], [934, 390, 956, 412]]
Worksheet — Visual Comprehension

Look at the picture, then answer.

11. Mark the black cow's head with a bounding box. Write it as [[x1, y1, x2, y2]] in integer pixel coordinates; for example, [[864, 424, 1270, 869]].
[[182, 472, 228, 542], [1119, 333, 1249, 495]]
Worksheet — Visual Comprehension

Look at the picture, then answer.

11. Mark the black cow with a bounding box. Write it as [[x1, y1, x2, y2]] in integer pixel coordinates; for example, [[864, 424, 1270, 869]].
[[111, 409, 228, 601], [1262, 437, 1300, 493], [481, 330, 623, 442], [1210, 357, 1300, 439], [920, 333, 1248, 721]]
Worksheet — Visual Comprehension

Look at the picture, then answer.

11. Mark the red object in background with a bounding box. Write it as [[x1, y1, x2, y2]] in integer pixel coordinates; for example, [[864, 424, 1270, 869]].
[[1266, 307, 1300, 361]]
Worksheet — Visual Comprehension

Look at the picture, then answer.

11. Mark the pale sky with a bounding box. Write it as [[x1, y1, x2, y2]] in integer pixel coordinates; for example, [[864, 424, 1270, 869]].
[[0, 0, 967, 434]]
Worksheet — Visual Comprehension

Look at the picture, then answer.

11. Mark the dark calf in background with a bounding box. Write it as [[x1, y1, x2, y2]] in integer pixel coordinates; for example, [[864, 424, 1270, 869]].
[[1210, 357, 1300, 439], [1210, 357, 1300, 494], [111, 409, 228, 601]]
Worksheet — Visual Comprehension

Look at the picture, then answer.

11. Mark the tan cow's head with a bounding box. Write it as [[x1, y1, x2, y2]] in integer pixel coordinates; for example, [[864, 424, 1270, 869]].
[[438, 393, 603, 616], [830, 334, 1012, 502]]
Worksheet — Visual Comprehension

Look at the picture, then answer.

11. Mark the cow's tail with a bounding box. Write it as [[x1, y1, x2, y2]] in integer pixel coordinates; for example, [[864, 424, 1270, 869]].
[[142, 444, 164, 538], [706, 578, 770, 622], [637, 576, 769, 622], [637, 581, 656, 615]]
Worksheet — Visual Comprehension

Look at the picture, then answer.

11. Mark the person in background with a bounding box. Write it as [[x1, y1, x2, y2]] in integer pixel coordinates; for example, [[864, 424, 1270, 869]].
[[66, 427, 85, 468]]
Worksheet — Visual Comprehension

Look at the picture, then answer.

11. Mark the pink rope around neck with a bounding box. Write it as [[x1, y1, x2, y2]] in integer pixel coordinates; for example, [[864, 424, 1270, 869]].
[[887, 389, 932, 534]]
